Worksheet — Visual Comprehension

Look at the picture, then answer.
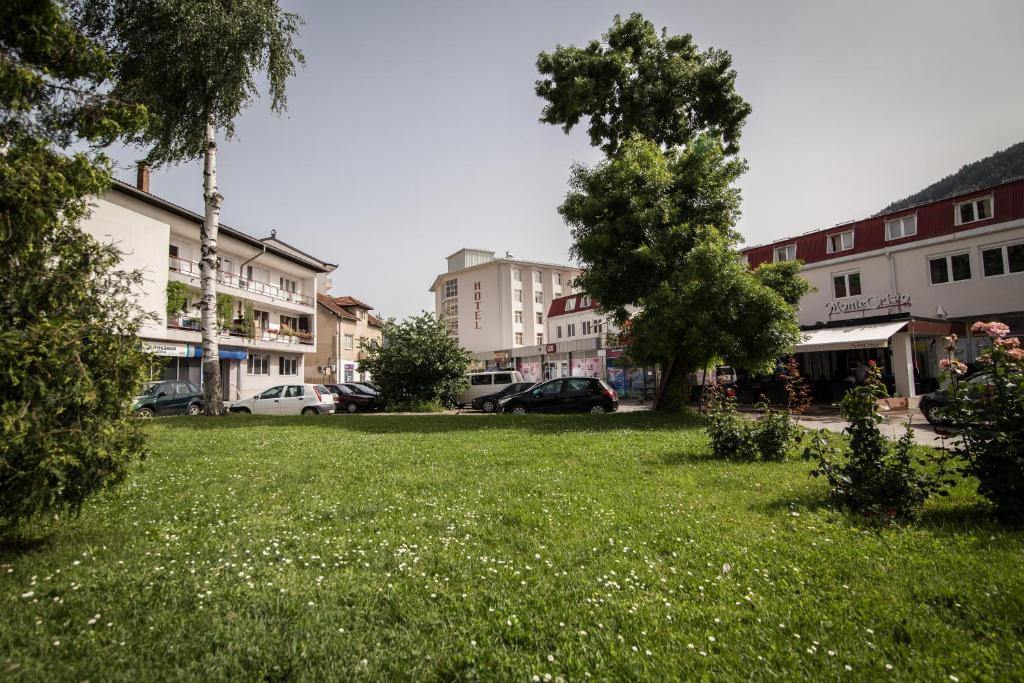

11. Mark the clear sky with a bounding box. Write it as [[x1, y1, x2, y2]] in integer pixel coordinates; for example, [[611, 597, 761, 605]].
[[101, 0, 1024, 319]]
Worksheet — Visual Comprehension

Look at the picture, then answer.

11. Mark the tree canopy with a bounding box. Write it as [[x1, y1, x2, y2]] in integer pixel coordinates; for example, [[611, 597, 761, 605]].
[[1, 0, 150, 528], [536, 13, 751, 156]]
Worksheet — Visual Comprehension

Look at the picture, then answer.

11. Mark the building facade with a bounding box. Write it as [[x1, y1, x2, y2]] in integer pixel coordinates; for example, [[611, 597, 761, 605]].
[[81, 175, 336, 400], [429, 248, 580, 368], [306, 294, 383, 384], [742, 177, 1024, 400]]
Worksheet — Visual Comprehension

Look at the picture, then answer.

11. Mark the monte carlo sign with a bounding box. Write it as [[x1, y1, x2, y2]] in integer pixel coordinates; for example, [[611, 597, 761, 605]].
[[826, 293, 911, 319]]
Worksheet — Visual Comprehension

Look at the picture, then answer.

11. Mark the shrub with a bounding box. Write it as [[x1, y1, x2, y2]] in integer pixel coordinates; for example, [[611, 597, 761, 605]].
[[705, 385, 757, 460], [782, 356, 812, 414], [804, 363, 944, 521], [754, 400, 798, 461], [943, 324, 1024, 521]]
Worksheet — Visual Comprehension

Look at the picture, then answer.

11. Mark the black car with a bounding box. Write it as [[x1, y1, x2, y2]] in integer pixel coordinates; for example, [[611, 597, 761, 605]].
[[472, 382, 536, 413], [133, 380, 203, 417], [325, 384, 378, 413], [498, 377, 619, 414], [919, 372, 992, 425]]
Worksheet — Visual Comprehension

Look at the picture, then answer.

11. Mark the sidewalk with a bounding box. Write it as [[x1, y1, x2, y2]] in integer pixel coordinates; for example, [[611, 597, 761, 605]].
[[742, 404, 953, 448]]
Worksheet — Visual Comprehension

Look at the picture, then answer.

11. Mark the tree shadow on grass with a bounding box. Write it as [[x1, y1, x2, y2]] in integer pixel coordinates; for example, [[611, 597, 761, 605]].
[[0, 533, 54, 561], [151, 411, 706, 436]]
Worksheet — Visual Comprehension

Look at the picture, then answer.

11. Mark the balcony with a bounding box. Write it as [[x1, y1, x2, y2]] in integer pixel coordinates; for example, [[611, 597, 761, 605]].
[[168, 318, 314, 347], [169, 256, 314, 308]]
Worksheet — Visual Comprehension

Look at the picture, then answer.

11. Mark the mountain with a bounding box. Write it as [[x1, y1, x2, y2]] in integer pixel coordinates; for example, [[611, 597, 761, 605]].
[[879, 141, 1024, 214]]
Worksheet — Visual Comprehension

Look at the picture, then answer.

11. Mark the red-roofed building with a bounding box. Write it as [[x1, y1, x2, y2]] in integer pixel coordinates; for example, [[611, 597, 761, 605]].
[[306, 292, 383, 384], [739, 177, 1024, 401]]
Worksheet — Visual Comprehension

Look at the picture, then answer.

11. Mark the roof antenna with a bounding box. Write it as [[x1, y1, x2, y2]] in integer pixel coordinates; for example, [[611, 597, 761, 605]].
[[270, 229, 277, 239]]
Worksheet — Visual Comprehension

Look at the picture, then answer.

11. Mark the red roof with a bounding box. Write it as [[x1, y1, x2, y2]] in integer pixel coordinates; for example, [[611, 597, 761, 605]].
[[742, 177, 1024, 268], [547, 293, 599, 318], [367, 314, 383, 327], [333, 295, 374, 310], [317, 293, 356, 320]]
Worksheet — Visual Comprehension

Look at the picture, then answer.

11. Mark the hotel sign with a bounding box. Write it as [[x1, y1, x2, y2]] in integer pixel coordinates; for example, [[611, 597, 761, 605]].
[[473, 281, 482, 329], [826, 293, 911, 318]]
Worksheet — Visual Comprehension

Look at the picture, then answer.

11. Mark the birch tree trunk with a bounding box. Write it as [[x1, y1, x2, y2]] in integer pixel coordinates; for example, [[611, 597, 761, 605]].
[[200, 119, 224, 415]]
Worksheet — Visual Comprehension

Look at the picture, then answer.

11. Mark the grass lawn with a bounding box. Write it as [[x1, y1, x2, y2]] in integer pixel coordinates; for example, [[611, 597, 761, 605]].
[[1, 414, 1022, 681]]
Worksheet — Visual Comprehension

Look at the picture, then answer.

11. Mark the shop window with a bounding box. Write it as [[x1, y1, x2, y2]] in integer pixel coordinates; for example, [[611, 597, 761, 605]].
[[247, 354, 269, 375], [981, 243, 1024, 277], [929, 252, 972, 284], [955, 196, 993, 226], [773, 244, 796, 262], [832, 271, 862, 299], [885, 215, 917, 240], [279, 356, 298, 375], [826, 230, 854, 254]]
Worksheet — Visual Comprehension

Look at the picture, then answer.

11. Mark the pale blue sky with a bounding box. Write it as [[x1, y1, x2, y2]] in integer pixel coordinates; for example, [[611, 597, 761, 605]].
[[102, 0, 1024, 319]]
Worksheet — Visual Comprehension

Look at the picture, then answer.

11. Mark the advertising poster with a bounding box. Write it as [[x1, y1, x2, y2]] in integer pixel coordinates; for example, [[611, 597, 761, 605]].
[[518, 361, 543, 383], [607, 367, 625, 394]]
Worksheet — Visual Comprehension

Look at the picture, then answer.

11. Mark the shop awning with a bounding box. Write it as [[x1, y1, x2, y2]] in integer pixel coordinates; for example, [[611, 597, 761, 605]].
[[796, 321, 908, 354]]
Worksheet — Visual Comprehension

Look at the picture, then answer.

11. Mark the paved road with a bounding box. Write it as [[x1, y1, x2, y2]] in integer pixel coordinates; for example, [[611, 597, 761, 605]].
[[752, 407, 955, 448]]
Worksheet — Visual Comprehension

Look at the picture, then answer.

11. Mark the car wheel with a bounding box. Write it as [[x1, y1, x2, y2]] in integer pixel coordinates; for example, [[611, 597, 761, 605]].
[[589, 404, 606, 414], [301, 407, 318, 416], [136, 407, 154, 419], [234, 407, 251, 414], [923, 403, 947, 426], [346, 402, 358, 414], [482, 400, 496, 413], [510, 405, 528, 415], [187, 403, 201, 416]]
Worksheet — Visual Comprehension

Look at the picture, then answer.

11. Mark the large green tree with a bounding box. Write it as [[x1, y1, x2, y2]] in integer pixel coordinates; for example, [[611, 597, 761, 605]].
[[1, 0, 150, 529], [76, 0, 305, 414], [358, 313, 472, 411], [538, 14, 809, 409]]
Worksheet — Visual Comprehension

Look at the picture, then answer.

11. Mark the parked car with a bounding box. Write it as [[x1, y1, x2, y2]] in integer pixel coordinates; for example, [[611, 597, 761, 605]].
[[498, 377, 619, 414], [347, 382, 379, 396], [457, 371, 525, 408], [228, 384, 335, 415], [325, 383, 378, 413], [471, 382, 536, 413], [919, 372, 992, 426], [133, 380, 203, 417]]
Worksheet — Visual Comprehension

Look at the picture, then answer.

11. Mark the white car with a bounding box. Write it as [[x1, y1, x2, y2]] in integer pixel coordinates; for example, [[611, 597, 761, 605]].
[[457, 370, 525, 408], [229, 384, 335, 415]]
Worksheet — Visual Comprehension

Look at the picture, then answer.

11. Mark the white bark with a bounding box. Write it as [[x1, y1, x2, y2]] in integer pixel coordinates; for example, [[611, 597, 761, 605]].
[[200, 120, 224, 415]]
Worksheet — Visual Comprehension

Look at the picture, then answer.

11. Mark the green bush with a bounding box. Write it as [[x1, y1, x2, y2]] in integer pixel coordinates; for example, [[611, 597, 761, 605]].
[[753, 401, 798, 461], [705, 385, 757, 460]]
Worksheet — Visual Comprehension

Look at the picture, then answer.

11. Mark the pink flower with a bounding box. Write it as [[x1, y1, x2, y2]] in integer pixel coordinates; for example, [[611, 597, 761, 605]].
[[943, 334, 958, 353], [994, 337, 1021, 349], [972, 321, 1011, 339], [939, 358, 968, 375], [1008, 348, 1024, 362]]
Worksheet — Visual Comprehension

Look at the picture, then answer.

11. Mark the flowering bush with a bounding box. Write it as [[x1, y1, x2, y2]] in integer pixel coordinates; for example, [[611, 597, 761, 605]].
[[705, 385, 757, 460], [944, 323, 1024, 521], [804, 363, 945, 520]]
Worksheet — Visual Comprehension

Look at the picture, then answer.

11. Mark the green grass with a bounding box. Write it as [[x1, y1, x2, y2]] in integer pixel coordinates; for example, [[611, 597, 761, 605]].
[[1, 414, 1022, 681]]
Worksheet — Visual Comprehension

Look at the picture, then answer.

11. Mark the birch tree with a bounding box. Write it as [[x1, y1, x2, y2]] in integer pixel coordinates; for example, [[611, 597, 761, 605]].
[[76, 0, 304, 414]]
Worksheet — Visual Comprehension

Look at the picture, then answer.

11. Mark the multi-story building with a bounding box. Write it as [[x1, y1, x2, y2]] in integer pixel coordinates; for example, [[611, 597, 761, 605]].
[[742, 177, 1024, 400], [429, 248, 579, 368], [80, 169, 336, 400], [307, 294, 383, 384]]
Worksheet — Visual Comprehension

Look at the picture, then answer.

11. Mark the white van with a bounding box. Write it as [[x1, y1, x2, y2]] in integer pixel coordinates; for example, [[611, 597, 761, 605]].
[[458, 370, 525, 408]]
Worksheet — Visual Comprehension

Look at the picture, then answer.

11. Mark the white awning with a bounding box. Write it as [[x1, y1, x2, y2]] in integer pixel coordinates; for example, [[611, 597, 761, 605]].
[[796, 321, 908, 353]]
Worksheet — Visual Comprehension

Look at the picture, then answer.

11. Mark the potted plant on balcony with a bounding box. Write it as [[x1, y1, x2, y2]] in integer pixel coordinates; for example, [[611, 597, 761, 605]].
[[296, 329, 313, 344], [278, 325, 298, 343]]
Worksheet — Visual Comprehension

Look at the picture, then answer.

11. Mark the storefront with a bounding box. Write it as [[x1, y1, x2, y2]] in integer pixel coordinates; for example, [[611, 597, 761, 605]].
[[604, 349, 658, 400], [143, 341, 249, 400]]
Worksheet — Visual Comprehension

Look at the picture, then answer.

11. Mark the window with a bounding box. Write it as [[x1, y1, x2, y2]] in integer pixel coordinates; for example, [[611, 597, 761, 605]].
[[280, 315, 298, 331], [539, 380, 562, 396], [594, 319, 604, 334], [555, 273, 562, 286], [536, 333, 543, 345], [582, 321, 592, 335], [493, 373, 513, 384], [514, 289, 523, 303], [567, 323, 576, 337], [443, 299, 458, 317], [929, 252, 972, 284], [512, 267, 522, 282], [259, 386, 283, 399], [534, 290, 543, 304], [254, 309, 270, 330], [470, 375, 493, 386], [565, 297, 576, 312], [284, 385, 303, 398], [443, 279, 458, 298], [557, 325, 562, 339], [535, 312, 543, 324], [955, 196, 993, 226], [567, 378, 592, 393], [446, 319, 458, 336], [279, 277, 297, 293], [773, 244, 797, 262], [580, 295, 591, 307], [514, 310, 523, 323], [279, 356, 298, 375], [885, 215, 917, 240], [344, 334, 354, 350], [514, 332, 523, 345], [247, 354, 270, 375], [826, 230, 854, 254], [832, 271, 862, 299], [356, 309, 365, 321], [981, 243, 1024, 277], [533, 271, 542, 284]]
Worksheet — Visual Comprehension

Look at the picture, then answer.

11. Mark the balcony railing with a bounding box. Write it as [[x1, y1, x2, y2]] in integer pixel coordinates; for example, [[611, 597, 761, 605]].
[[169, 256, 314, 307], [168, 318, 314, 345]]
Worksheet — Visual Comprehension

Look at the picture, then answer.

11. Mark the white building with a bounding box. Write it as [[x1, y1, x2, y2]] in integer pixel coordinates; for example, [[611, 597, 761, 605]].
[[429, 248, 579, 368], [81, 170, 336, 400], [742, 177, 1024, 400]]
